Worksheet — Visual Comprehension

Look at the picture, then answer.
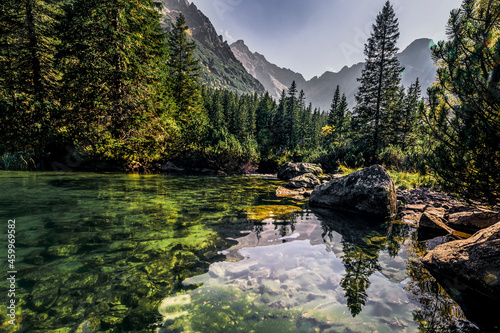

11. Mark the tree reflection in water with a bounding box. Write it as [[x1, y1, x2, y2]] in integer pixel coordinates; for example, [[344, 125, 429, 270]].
[[314, 208, 396, 317], [314, 207, 482, 331]]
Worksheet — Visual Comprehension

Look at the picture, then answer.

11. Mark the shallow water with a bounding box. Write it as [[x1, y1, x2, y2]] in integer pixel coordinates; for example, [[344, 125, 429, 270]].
[[0, 172, 483, 332]]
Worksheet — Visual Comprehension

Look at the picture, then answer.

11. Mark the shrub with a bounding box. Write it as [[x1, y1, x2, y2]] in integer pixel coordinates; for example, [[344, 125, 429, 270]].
[[203, 129, 259, 174], [0, 151, 38, 170]]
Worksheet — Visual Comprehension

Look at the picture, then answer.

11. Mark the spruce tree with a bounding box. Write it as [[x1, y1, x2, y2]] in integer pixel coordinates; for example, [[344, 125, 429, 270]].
[[336, 93, 351, 143], [0, 0, 63, 161], [167, 13, 208, 151], [328, 85, 341, 127], [286, 81, 299, 148], [167, 13, 201, 114], [272, 90, 288, 150], [400, 79, 422, 151], [354, 1, 403, 162]]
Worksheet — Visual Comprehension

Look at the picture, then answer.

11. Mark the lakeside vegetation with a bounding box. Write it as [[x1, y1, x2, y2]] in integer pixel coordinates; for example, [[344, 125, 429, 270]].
[[0, 0, 498, 203]]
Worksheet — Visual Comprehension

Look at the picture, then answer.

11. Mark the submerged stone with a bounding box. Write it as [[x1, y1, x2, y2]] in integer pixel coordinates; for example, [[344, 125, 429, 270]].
[[245, 205, 302, 221]]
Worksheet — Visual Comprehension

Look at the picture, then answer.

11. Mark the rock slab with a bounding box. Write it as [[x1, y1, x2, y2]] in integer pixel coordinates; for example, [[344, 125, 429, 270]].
[[422, 221, 500, 299], [309, 165, 397, 219], [277, 163, 323, 181], [447, 211, 500, 231]]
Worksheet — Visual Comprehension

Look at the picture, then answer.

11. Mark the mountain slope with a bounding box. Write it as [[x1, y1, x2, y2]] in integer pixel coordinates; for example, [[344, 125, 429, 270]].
[[160, 0, 264, 95], [230, 40, 306, 98], [231, 38, 437, 110]]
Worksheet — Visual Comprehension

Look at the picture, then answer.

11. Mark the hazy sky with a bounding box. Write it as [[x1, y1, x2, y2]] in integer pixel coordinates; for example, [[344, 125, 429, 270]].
[[190, 0, 463, 79]]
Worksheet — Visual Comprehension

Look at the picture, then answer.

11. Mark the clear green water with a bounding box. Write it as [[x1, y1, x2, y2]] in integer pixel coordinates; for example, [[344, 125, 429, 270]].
[[0, 172, 481, 332]]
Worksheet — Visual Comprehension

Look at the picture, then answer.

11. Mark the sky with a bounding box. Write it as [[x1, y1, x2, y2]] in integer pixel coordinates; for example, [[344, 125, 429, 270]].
[[190, 0, 463, 80]]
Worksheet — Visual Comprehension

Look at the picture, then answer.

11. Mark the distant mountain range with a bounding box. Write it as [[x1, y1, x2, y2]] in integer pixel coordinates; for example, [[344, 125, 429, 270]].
[[231, 38, 437, 110], [161, 0, 437, 110], [160, 0, 264, 95]]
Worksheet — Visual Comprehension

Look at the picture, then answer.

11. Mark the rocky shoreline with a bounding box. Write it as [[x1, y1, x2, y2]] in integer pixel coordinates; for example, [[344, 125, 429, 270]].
[[274, 162, 500, 234], [273, 162, 500, 326]]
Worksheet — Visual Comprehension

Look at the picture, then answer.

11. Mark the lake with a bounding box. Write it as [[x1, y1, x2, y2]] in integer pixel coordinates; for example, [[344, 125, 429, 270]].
[[0, 172, 483, 332]]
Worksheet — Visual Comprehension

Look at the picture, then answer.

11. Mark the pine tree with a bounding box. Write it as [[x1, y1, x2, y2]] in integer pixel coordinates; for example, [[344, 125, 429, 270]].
[[59, 0, 177, 162], [336, 93, 351, 143], [400, 79, 422, 151], [167, 13, 208, 151], [328, 85, 341, 127], [286, 81, 299, 148], [255, 91, 275, 152], [222, 90, 236, 132], [272, 90, 288, 150], [208, 90, 225, 130], [425, 0, 500, 203], [0, 0, 63, 161], [354, 1, 403, 162], [168, 13, 201, 115]]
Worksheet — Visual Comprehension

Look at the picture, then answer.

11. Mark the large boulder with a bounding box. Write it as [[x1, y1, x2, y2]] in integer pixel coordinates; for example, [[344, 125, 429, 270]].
[[309, 165, 397, 219], [277, 162, 323, 181], [422, 221, 500, 300], [286, 173, 321, 189]]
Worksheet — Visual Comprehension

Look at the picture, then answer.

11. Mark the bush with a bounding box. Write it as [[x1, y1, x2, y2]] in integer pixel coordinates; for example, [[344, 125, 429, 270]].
[[0, 151, 38, 170], [307, 142, 365, 173], [378, 144, 428, 173], [203, 129, 260, 174], [379, 145, 405, 170]]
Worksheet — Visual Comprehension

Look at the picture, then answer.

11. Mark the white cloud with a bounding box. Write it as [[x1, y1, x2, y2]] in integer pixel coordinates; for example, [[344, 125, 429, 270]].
[[223, 30, 235, 43]]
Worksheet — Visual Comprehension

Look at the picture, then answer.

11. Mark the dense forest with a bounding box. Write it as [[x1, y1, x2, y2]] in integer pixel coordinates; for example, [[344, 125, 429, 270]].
[[0, 0, 498, 202]]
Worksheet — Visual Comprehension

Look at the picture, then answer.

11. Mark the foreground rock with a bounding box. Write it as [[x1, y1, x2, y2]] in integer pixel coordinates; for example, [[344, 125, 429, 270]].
[[398, 187, 499, 234], [422, 221, 500, 300], [161, 161, 185, 173], [277, 162, 323, 181], [309, 165, 397, 219]]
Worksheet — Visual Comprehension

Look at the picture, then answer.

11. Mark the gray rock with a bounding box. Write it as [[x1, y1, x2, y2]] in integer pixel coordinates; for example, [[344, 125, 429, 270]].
[[422, 221, 500, 299], [447, 211, 500, 231], [161, 161, 184, 172], [277, 162, 323, 180], [276, 186, 304, 197], [419, 212, 454, 233], [286, 173, 321, 189], [309, 165, 397, 219]]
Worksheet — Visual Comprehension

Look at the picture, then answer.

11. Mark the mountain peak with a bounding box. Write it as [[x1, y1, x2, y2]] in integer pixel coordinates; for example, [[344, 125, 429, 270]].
[[231, 40, 249, 51], [402, 38, 433, 53], [162, 0, 190, 11], [161, 0, 264, 95]]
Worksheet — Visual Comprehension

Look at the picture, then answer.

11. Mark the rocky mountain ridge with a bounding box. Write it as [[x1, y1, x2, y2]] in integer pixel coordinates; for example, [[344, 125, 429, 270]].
[[231, 38, 437, 110], [160, 0, 264, 95]]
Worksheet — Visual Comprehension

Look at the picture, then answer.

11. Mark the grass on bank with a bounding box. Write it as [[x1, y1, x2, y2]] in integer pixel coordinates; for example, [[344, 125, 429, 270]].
[[338, 165, 437, 190]]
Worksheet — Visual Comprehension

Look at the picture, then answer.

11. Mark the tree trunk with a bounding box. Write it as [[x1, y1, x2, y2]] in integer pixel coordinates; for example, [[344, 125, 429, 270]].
[[25, 0, 42, 101]]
